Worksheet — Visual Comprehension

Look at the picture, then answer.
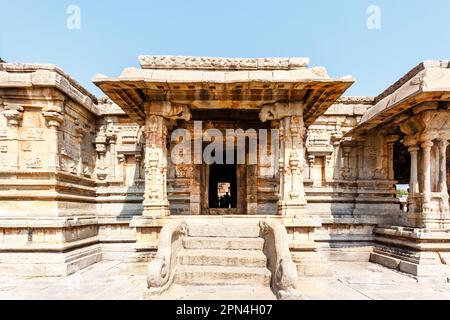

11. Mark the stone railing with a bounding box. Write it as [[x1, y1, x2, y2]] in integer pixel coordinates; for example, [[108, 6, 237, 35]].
[[146, 220, 187, 295], [259, 220, 302, 300]]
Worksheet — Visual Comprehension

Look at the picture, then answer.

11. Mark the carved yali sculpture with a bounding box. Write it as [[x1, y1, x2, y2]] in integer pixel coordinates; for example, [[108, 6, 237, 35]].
[[147, 220, 187, 293], [259, 220, 303, 300]]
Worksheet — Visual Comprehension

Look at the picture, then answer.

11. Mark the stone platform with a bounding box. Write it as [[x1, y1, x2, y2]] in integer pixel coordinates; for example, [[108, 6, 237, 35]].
[[1, 260, 450, 300]]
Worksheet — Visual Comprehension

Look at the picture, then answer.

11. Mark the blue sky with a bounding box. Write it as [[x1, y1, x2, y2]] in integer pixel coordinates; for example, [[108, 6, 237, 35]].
[[1, 0, 449, 97]]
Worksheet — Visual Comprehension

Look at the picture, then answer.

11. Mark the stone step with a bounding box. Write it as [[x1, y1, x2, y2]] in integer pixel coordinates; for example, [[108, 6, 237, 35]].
[[183, 237, 265, 251], [187, 224, 261, 238], [174, 265, 272, 286], [177, 249, 267, 267]]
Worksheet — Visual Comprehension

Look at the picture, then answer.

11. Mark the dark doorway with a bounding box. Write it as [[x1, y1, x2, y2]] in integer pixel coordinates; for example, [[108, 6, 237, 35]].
[[209, 163, 237, 209], [393, 140, 411, 184]]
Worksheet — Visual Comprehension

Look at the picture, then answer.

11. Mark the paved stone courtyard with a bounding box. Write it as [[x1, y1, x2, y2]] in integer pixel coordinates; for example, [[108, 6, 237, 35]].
[[0, 261, 449, 300]]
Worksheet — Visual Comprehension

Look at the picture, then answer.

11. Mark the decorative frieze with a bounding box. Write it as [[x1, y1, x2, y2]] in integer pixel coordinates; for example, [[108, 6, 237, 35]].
[[139, 55, 309, 70]]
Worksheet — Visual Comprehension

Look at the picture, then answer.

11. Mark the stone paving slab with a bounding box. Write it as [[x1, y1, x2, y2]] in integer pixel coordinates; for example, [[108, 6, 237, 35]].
[[0, 261, 449, 300]]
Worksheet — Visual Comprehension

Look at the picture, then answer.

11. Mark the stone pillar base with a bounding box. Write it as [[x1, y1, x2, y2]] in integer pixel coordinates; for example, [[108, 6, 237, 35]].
[[142, 203, 171, 218], [406, 211, 450, 230], [370, 226, 450, 283], [286, 217, 330, 277], [279, 203, 307, 216], [121, 216, 165, 275]]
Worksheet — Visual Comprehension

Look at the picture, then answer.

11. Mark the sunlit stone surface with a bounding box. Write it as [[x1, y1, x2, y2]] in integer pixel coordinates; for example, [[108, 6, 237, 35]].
[[0, 57, 449, 299]]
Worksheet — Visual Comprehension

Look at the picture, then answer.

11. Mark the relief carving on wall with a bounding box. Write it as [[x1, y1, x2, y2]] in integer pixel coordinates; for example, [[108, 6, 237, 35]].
[[25, 155, 42, 169]]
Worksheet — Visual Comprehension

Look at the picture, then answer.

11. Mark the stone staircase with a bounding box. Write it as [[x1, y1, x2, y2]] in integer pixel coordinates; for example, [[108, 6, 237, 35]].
[[173, 224, 272, 287]]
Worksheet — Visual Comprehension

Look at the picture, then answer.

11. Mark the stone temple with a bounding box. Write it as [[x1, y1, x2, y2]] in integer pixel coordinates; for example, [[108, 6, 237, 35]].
[[0, 56, 449, 299]]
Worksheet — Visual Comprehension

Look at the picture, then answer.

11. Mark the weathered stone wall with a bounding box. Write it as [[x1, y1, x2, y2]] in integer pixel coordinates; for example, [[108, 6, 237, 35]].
[[0, 64, 101, 276], [304, 97, 403, 258], [3, 60, 446, 278]]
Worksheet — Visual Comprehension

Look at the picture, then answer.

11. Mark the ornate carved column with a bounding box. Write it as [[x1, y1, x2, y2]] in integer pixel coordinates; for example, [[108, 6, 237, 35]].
[[94, 128, 107, 180], [143, 102, 191, 217], [307, 154, 315, 180], [105, 121, 118, 180], [408, 146, 420, 194], [439, 140, 449, 195], [74, 120, 86, 176], [385, 135, 400, 180], [42, 111, 64, 171], [438, 140, 450, 216], [421, 140, 434, 212], [260, 102, 307, 216], [3, 105, 24, 170]]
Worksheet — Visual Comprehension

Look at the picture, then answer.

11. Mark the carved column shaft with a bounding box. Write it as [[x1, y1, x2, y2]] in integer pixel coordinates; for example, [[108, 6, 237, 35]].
[[421, 140, 434, 206], [439, 140, 449, 195], [42, 111, 64, 171], [263, 103, 306, 216], [142, 102, 191, 217], [385, 136, 399, 180], [143, 114, 170, 217], [408, 146, 420, 194], [3, 106, 24, 170]]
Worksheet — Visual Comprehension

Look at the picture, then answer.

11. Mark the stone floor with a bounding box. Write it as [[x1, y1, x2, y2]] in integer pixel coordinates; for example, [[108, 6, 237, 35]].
[[0, 261, 449, 300]]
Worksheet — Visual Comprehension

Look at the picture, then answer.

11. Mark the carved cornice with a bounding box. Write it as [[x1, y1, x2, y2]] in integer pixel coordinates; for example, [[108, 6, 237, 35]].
[[336, 96, 375, 105], [0, 63, 99, 115], [139, 55, 309, 70], [374, 60, 450, 104]]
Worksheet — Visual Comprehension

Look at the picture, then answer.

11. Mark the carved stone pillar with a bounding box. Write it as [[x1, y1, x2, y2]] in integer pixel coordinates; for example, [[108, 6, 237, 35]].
[[94, 128, 107, 180], [356, 136, 366, 179], [142, 102, 192, 217], [421, 140, 434, 211], [439, 140, 449, 195], [259, 103, 307, 216], [142, 115, 169, 217], [385, 135, 399, 180], [408, 146, 420, 194], [3, 105, 24, 170], [307, 154, 315, 180], [42, 111, 64, 171], [105, 123, 118, 180], [282, 115, 307, 215], [75, 121, 86, 176]]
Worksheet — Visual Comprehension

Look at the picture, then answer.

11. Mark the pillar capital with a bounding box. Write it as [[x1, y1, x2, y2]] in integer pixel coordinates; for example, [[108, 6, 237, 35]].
[[3, 104, 24, 127], [41, 111, 64, 128], [421, 140, 434, 149], [439, 139, 449, 149], [408, 145, 420, 153]]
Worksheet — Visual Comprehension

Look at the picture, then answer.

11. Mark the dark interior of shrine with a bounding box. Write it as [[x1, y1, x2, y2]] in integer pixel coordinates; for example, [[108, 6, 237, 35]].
[[209, 162, 237, 209], [393, 140, 411, 185]]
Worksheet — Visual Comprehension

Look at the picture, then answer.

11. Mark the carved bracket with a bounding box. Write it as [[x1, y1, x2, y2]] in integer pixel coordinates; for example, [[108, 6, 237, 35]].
[[3, 105, 24, 127], [259, 102, 304, 123]]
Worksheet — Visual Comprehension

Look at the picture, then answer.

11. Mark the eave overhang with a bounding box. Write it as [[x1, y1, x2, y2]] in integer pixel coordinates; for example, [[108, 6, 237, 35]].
[[93, 56, 353, 126], [346, 60, 450, 138]]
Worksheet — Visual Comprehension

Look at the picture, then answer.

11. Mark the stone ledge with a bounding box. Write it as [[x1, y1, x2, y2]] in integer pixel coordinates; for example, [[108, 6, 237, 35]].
[[0, 216, 98, 228]]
